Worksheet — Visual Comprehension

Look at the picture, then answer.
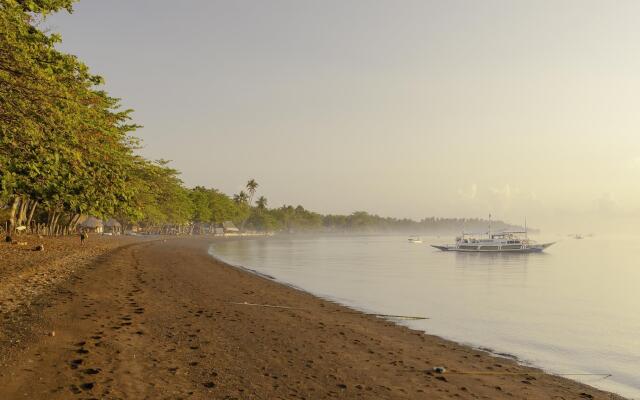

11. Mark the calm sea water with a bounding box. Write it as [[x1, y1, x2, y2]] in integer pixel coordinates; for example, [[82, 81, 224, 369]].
[[209, 234, 640, 398]]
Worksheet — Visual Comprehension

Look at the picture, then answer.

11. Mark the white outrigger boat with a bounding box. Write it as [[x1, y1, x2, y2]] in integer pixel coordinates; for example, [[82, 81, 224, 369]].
[[408, 236, 423, 243], [431, 217, 554, 253]]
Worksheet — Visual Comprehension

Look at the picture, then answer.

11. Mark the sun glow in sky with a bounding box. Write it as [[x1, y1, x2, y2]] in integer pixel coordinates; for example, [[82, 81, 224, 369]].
[[49, 0, 640, 232]]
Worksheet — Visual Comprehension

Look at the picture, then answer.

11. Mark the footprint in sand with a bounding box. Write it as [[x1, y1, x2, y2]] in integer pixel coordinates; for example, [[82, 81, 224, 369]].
[[70, 359, 83, 369], [83, 368, 101, 375]]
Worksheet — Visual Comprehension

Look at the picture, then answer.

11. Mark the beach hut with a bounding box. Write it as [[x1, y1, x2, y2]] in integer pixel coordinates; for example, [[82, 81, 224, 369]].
[[79, 216, 104, 233], [222, 221, 240, 234], [104, 218, 122, 235]]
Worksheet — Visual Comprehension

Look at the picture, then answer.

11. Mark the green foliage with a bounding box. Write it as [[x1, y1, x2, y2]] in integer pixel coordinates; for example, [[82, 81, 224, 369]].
[[189, 186, 213, 223], [245, 178, 258, 204], [320, 212, 520, 234], [245, 211, 280, 232], [12, 0, 76, 13], [122, 160, 191, 226], [188, 186, 249, 226], [211, 189, 249, 225], [263, 205, 322, 232], [256, 196, 267, 210], [0, 2, 194, 231]]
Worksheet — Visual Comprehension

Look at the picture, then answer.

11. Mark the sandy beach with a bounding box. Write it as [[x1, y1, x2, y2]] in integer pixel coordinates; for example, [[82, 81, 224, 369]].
[[0, 237, 621, 399]]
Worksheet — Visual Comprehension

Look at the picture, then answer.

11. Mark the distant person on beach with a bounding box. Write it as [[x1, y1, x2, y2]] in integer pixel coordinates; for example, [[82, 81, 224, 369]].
[[80, 230, 88, 245]]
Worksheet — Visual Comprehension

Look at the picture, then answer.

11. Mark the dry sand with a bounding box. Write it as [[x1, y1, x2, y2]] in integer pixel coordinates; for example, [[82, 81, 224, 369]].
[[0, 237, 622, 399]]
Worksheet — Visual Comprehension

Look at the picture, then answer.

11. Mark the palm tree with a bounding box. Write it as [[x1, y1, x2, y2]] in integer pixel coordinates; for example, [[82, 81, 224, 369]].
[[246, 179, 258, 205], [256, 196, 267, 210], [233, 191, 248, 204]]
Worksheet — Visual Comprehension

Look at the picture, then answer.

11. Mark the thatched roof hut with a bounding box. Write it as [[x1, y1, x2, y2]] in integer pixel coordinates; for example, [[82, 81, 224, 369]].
[[79, 216, 104, 233], [80, 216, 103, 228], [222, 221, 239, 233], [104, 218, 121, 228], [104, 218, 122, 234]]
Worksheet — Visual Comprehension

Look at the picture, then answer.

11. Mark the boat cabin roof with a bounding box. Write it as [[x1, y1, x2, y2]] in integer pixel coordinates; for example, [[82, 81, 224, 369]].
[[490, 230, 527, 237]]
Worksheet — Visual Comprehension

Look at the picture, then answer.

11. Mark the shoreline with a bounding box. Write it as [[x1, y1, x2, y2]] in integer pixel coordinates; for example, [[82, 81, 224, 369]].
[[207, 240, 627, 398], [0, 236, 625, 399]]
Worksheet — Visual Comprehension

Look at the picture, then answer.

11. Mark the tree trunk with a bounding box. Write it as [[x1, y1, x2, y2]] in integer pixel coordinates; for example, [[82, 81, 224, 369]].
[[46, 209, 54, 227], [68, 213, 80, 232], [50, 211, 60, 236], [8, 197, 19, 233], [17, 197, 28, 227], [26, 201, 38, 231]]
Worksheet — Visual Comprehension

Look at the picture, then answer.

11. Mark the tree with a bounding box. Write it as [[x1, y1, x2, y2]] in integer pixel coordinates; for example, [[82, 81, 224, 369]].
[[14, 0, 76, 13], [210, 189, 248, 225], [246, 179, 258, 205], [1, 1, 146, 234], [245, 211, 280, 232], [189, 186, 213, 223], [233, 191, 248, 205], [256, 196, 267, 210]]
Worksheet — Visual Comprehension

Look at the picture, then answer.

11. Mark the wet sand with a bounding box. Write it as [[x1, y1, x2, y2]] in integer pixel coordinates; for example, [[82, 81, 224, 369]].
[[0, 237, 621, 399]]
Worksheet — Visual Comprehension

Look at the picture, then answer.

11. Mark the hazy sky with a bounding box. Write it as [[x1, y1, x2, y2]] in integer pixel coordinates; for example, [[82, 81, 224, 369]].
[[48, 0, 640, 232]]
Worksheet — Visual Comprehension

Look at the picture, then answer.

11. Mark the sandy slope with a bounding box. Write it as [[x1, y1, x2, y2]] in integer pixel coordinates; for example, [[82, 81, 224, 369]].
[[0, 237, 621, 399]]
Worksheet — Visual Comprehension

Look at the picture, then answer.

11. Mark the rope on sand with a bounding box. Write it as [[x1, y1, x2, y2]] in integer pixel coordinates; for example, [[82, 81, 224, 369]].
[[340, 311, 429, 320], [366, 314, 428, 320], [228, 301, 429, 320], [228, 301, 306, 310]]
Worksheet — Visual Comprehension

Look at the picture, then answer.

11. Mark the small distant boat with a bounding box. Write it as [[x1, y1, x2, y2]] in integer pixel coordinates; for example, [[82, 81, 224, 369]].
[[431, 216, 554, 253], [408, 236, 423, 243], [574, 234, 583, 240]]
